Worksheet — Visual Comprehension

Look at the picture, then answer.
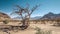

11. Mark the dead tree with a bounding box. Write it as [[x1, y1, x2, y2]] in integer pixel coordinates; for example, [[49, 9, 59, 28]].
[[11, 4, 40, 30]]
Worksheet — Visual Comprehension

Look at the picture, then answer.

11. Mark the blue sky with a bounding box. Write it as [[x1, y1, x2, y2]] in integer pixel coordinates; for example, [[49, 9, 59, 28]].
[[0, 0, 60, 18]]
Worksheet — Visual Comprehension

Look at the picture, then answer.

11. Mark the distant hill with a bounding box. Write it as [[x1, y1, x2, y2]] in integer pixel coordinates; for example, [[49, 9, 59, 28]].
[[12, 12, 60, 20], [40, 12, 60, 20], [12, 16, 22, 20], [30, 16, 41, 20], [0, 12, 10, 20], [13, 16, 41, 20]]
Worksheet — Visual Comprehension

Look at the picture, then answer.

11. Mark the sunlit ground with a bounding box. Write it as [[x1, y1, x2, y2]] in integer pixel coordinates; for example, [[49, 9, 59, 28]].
[[0, 24, 60, 34]]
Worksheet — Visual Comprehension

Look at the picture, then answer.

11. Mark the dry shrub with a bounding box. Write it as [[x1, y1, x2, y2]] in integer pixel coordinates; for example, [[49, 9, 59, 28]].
[[3, 20, 9, 24], [35, 27, 52, 34]]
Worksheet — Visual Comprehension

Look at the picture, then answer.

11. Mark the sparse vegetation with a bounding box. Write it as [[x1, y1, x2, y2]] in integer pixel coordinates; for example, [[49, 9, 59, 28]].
[[35, 27, 52, 34], [53, 20, 60, 26], [3, 20, 9, 24]]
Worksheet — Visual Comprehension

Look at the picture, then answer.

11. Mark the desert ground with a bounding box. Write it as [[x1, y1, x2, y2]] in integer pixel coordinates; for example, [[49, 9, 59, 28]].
[[0, 24, 60, 34]]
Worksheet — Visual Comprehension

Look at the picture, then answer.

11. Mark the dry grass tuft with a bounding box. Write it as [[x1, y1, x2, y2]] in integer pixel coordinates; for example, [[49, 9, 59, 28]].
[[35, 27, 52, 34]]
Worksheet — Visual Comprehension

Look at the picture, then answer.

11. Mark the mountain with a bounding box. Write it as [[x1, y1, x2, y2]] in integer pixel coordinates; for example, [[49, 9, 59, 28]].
[[0, 12, 10, 21], [0, 12, 10, 19], [30, 16, 41, 20], [12, 16, 22, 20], [13, 16, 41, 20], [40, 12, 60, 20], [13, 12, 60, 20]]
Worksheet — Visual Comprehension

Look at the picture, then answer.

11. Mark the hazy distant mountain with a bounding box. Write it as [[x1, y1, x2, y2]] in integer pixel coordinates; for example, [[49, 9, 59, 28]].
[[13, 12, 60, 20], [40, 12, 60, 20], [13, 17, 22, 20], [13, 16, 41, 20], [30, 16, 41, 20]]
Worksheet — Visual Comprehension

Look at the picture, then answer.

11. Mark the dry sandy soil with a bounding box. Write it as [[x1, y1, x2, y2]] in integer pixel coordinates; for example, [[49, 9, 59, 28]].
[[0, 24, 60, 34]]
